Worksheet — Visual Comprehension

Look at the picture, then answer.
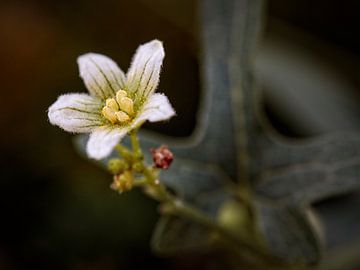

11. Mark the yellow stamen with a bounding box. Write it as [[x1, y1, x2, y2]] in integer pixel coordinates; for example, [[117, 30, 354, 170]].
[[116, 89, 128, 104], [102, 89, 135, 124], [106, 98, 119, 111], [102, 106, 118, 124], [118, 97, 134, 116], [115, 111, 130, 122]]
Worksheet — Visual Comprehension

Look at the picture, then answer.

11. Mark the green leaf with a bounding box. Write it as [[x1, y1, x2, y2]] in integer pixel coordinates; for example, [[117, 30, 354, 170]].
[[159, 161, 232, 214], [254, 134, 360, 205], [151, 215, 212, 255], [255, 202, 322, 265]]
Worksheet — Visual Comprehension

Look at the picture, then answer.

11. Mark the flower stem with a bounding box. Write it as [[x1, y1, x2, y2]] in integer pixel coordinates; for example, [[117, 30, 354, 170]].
[[130, 130, 142, 158], [115, 144, 132, 161]]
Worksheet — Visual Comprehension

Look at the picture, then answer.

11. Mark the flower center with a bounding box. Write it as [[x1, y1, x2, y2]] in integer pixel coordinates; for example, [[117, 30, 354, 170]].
[[101, 89, 135, 124]]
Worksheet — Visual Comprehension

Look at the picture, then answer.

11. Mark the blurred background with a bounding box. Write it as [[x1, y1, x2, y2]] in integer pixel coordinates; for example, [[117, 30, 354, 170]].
[[0, 0, 359, 269]]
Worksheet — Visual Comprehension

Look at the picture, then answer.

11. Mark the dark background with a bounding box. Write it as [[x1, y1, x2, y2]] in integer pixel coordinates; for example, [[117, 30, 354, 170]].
[[1, 0, 359, 269]]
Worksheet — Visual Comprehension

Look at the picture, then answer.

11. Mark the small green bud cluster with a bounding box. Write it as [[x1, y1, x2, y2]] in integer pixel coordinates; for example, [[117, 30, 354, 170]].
[[107, 147, 148, 193], [108, 158, 128, 175], [110, 171, 133, 193]]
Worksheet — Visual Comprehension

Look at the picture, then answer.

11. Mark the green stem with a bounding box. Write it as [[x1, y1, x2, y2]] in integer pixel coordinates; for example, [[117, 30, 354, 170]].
[[130, 130, 142, 157], [132, 177, 148, 186], [115, 144, 132, 161]]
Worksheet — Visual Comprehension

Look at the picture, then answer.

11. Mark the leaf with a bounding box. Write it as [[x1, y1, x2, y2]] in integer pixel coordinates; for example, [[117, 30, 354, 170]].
[[151, 215, 212, 255], [255, 202, 322, 265], [254, 134, 360, 204], [197, 0, 327, 264], [159, 159, 232, 212]]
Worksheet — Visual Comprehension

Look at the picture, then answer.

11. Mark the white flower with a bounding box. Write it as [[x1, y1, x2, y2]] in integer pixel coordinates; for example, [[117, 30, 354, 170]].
[[48, 40, 175, 160]]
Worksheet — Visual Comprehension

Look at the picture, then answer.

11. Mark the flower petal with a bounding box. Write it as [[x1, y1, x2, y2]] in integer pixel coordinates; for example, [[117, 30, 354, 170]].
[[78, 53, 126, 99], [131, 93, 175, 128], [126, 40, 165, 102], [87, 126, 128, 159], [48, 93, 103, 133]]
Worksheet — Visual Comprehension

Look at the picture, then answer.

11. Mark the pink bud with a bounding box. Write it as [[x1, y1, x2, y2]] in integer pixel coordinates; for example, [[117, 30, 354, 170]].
[[151, 145, 174, 169]]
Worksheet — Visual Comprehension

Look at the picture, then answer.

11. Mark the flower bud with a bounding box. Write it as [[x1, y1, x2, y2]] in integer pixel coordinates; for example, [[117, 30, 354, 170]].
[[107, 158, 127, 174], [110, 171, 133, 193], [150, 145, 173, 169]]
